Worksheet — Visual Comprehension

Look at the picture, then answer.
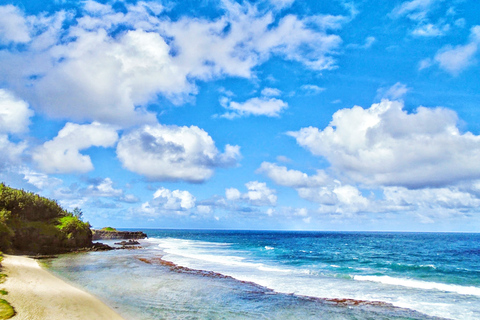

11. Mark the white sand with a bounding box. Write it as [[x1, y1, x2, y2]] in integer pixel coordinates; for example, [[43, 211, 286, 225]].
[[2, 255, 126, 320]]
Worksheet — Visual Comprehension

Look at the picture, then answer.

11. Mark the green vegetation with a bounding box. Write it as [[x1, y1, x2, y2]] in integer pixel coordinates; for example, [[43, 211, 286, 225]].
[[0, 299, 15, 319], [0, 252, 15, 319], [0, 183, 93, 254], [100, 227, 117, 232]]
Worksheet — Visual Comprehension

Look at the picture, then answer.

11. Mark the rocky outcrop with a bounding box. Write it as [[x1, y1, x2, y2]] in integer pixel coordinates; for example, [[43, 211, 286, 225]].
[[92, 230, 147, 240]]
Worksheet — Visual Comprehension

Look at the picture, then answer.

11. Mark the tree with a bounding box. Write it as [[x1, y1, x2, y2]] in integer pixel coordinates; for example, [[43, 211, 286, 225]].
[[73, 207, 83, 220]]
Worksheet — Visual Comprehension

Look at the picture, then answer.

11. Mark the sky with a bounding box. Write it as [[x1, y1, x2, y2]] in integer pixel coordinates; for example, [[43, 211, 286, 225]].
[[1, 0, 480, 231]]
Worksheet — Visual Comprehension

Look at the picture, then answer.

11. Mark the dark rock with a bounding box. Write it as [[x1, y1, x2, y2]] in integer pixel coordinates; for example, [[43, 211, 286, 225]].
[[114, 240, 140, 246], [92, 230, 147, 240], [91, 242, 115, 251]]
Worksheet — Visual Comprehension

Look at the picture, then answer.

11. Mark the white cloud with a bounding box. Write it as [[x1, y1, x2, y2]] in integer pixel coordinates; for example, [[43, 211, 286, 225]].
[[31, 28, 184, 126], [116, 124, 241, 183], [376, 82, 409, 100], [0, 5, 30, 43], [296, 186, 338, 205], [412, 23, 450, 37], [220, 97, 288, 118], [455, 18, 466, 28], [418, 58, 433, 70], [391, 0, 437, 21], [197, 205, 213, 214], [289, 99, 480, 189], [21, 168, 63, 190], [33, 122, 119, 173], [362, 36, 376, 48], [141, 187, 196, 215], [269, 0, 295, 10], [347, 36, 376, 49], [0, 89, 32, 168], [226, 181, 277, 206], [300, 84, 325, 95], [258, 162, 370, 212], [226, 188, 242, 201], [333, 185, 369, 208], [119, 194, 140, 203], [0, 89, 33, 134], [0, 1, 345, 127], [84, 178, 123, 197], [276, 155, 292, 163], [390, 0, 456, 39], [0, 135, 27, 167], [257, 162, 328, 188], [384, 186, 480, 210], [422, 25, 480, 75], [261, 87, 282, 97]]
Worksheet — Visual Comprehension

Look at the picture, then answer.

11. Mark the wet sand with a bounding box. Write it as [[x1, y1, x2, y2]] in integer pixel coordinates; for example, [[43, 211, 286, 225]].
[[2, 255, 125, 320]]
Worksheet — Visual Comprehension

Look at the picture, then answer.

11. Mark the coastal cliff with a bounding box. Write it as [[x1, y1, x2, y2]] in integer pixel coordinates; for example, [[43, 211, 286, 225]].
[[92, 229, 147, 240]]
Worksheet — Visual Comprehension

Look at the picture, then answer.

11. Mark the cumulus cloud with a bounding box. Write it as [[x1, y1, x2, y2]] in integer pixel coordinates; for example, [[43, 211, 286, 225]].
[[21, 168, 63, 190], [0, 5, 30, 43], [0, 89, 33, 167], [226, 181, 277, 206], [119, 194, 140, 203], [165, 3, 344, 77], [384, 186, 480, 210], [30, 28, 183, 126], [0, 89, 33, 134], [288, 99, 480, 189], [33, 122, 119, 173], [116, 124, 241, 183], [84, 178, 123, 197], [220, 96, 288, 119], [257, 162, 328, 188], [258, 162, 369, 211], [141, 187, 196, 215], [0, 135, 27, 167], [0, 1, 345, 126]]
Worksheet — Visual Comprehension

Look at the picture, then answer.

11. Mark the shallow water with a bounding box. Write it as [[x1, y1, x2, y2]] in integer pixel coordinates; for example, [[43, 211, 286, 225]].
[[45, 230, 480, 320]]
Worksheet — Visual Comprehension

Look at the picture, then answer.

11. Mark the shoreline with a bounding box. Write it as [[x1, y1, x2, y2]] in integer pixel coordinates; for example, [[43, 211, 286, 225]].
[[2, 255, 126, 320]]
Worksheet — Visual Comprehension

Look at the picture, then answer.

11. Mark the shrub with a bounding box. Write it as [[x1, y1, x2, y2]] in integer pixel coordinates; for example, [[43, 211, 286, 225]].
[[0, 183, 93, 254], [101, 227, 117, 232], [57, 216, 92, 248]]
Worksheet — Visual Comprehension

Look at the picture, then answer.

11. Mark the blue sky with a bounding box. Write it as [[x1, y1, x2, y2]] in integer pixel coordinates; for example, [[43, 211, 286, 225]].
[[1, 0, 480, 231]]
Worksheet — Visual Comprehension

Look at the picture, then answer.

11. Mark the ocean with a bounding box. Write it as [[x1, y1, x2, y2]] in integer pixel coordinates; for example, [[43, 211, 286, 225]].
[[44, 230, 480, 320]]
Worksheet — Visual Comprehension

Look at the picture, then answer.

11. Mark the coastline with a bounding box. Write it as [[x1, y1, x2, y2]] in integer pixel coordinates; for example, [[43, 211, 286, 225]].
[[2, 255, 126, 320]]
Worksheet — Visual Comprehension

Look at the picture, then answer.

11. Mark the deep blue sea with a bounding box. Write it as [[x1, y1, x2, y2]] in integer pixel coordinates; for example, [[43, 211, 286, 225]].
[[45, 230, 480, 320]]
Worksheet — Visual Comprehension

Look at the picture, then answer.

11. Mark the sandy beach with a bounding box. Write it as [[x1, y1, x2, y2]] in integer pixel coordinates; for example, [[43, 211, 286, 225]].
[[2, 255, 126, 320]]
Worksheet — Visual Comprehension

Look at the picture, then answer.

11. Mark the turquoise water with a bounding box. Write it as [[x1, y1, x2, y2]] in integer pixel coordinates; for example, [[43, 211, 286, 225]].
[[46, 230, 480, 319]]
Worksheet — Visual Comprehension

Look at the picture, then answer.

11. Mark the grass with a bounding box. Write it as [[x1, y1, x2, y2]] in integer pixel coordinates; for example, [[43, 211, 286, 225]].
[[0, 253, 14, 319], [0, 299, 15, 319], [100, 227, 117, 232]]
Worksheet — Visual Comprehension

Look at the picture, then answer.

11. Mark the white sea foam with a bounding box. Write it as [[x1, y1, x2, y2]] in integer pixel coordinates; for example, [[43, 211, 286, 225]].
[[155, 238, 291, 275], [354, 275, 480, 297], [150, 237, 480, 320]]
